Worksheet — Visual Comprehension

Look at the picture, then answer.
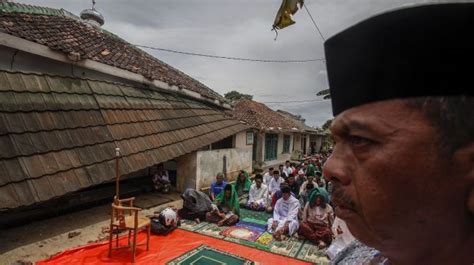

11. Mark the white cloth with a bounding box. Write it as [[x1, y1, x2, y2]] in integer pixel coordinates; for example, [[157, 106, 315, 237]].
[[268, 176, 285, 194], [267, 195, 300, 235], [248, 183, 269, 206], [283, 166, 292, 177], [263, 172, 273, 185]]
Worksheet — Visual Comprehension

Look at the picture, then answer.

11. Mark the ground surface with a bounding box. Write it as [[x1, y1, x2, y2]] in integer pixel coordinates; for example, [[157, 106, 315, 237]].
[[0, 192, 182, 265]]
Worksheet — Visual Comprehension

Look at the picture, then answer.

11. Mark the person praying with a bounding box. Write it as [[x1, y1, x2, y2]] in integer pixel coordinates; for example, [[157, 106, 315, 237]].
[[267, 186, 300, 241], [246, 174, 269, 211], [234, 170, 252, 207], [206, 184, 240, 226], [298, 187, 334, 248]]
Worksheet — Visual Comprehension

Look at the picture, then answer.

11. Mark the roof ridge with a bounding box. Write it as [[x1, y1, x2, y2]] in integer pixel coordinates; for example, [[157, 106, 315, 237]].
[[0, 1, 64, 16]]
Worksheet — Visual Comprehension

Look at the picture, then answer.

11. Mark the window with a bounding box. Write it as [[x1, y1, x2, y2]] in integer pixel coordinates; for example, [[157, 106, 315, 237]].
[[264, 133, 278, 161], [283, 135, 291, 153], [211, 135, 234, 150]]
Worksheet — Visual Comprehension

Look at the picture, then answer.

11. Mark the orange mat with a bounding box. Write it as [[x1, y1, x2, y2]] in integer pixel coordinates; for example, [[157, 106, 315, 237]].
[[37, 229, 311, 265]]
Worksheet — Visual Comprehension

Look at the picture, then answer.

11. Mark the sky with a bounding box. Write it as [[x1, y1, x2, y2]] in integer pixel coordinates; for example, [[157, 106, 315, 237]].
[[16, 0, 441, 126]]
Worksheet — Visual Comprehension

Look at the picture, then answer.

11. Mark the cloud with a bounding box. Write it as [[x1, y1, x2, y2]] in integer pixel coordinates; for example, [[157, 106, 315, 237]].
[[17, 0, 438, 127]]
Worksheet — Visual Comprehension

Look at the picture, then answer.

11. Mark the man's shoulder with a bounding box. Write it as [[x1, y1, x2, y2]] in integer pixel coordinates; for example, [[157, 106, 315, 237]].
[[330, 240, 379, 265]]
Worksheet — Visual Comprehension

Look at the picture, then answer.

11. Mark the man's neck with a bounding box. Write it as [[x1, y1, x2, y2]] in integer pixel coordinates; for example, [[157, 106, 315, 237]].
[[382, 233, 474, 265]]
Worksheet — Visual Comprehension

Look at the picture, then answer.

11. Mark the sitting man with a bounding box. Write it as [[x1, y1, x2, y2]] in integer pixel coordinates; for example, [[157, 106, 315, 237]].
[[152, 164, 170, 192], [268, 169, 285, 196], [206, 184, 240, 226], [234, 170, 252, 207], [299, 174, 315, 197], [286, 174, 300, 198], [263, 167, 274, 185], [210, 172, 227, 201], [298, 187, 334, 248], [298, 182, 315, 218], [247, 174, 269, 211], [267, 186, 300, 241]]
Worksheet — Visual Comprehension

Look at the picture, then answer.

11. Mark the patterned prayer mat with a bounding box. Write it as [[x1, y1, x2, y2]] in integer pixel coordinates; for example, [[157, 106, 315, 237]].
[[178, 208, 330, 264], [296, 242, 331, 265], [166, 245, 255, 265], [219, 225, 263, 242]]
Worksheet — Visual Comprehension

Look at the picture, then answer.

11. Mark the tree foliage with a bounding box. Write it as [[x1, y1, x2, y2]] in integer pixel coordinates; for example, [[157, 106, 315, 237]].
[[322, 118, 333, 131], [316, 88, 331, 99], [224, 90, 253, 101]]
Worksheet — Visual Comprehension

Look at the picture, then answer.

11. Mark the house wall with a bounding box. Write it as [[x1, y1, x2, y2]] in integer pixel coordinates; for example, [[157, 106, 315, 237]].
[[259, 131, 292, 169], [234, 130, 253, 151], [196, 148, 252, 190], [176, 152, 198, 192]]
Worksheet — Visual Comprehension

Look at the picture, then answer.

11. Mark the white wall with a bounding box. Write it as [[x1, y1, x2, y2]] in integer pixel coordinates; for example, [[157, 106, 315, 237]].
[[196, 148, 252, 190], [176, 152, 197, 192], [234, 130, 253, 151]]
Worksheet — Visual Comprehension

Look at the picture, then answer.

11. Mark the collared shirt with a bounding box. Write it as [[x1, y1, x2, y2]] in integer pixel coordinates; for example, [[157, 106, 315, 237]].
[[268, 176, 285, 194], [263, 172, 273, 185], [330, 240, 384, 265], [248, 183, 269, 205]]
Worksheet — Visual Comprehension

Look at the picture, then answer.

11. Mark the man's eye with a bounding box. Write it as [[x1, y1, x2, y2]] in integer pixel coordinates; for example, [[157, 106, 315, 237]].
[[347, 135, 372, 146]]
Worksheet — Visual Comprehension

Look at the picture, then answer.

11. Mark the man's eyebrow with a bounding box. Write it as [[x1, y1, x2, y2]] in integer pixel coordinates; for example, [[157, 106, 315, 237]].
[[331, 119, 379, 135]]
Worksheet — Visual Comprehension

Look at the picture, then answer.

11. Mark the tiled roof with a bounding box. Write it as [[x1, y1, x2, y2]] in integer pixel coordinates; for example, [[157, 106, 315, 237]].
[[277, 110, 320, 134], [233, 99, 302, 131], [0, 70, 247, 210], [0, 1, 225, 102]]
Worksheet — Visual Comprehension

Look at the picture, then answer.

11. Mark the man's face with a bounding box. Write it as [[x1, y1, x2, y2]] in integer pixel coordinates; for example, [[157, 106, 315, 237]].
[[273, 173, 279, 179], [255, 179, 262, 188], [216, 175, 223, 184], [225, 189, 231, 199], [239, 173, 245, 181], [282, 192, 290, 200], [323, 99, 457, 251], [288, 177, 295, 185]]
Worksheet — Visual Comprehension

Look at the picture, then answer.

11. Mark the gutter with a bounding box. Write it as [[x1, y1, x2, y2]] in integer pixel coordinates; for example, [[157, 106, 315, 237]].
[[0, 32, 232, 110]]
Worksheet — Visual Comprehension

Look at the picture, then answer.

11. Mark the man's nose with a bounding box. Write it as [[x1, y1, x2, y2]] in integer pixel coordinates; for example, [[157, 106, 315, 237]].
[[323, 145, 352, 185]]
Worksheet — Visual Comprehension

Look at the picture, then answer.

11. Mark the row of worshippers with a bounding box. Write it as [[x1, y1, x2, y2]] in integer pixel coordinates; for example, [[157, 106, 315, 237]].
[[178, 167, 334, 248]]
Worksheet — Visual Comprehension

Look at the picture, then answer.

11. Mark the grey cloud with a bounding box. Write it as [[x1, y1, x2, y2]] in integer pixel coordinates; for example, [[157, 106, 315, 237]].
[[17, 0, 441, 127]]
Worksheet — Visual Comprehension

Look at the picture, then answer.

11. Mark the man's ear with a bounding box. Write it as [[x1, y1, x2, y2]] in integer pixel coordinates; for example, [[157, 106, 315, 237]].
[[453, 143, 474, 214]]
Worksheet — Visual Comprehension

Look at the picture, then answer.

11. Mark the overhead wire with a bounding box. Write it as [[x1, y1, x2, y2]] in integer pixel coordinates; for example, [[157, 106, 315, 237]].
[[134, 44, 325, 63], [262, 98, 328, 104], [303, 3, 326, 42]]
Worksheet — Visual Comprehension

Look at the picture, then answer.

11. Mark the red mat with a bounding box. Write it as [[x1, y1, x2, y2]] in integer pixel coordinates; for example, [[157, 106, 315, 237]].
[[37, 229, 311, 265]]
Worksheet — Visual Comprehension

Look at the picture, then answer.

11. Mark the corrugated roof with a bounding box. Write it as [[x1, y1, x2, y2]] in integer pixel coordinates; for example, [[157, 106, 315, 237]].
[[232, 99, 303, 132], [0, 1, 225, 102], [0, 70, 247, 210]]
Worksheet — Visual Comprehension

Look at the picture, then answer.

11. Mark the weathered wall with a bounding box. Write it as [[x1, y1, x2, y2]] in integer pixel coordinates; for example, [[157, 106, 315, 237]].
[[176, 152, 197, 192], [196, 148, 252, 190], [234, 130, 253, 151], [293, 134, 302, 152]]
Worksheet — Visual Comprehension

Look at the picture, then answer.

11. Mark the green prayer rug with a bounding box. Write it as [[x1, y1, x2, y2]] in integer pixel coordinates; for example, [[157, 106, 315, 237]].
[[167, 245, 255, 265]]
